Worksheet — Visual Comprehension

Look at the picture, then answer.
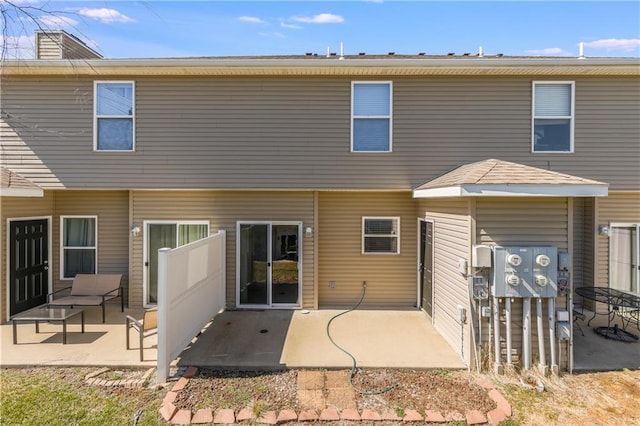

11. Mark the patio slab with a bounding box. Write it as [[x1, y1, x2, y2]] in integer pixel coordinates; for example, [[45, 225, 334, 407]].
[[178, 309, 466, 370], [573, 309, 640, 371], [0, 304, 156, 367]]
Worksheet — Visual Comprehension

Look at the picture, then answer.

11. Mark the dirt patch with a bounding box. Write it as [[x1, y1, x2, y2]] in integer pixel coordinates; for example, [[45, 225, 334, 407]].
[[172, 368, 495, 415], [354, 369, 495, 414]]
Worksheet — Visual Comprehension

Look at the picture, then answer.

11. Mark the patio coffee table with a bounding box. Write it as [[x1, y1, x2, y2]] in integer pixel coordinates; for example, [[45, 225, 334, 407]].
[[12, 305, 85, 344]]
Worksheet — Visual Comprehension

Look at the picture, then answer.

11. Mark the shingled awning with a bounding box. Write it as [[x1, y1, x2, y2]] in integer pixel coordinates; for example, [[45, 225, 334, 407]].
[[413, 159, 608, 198], [1, 167, 44, 197]]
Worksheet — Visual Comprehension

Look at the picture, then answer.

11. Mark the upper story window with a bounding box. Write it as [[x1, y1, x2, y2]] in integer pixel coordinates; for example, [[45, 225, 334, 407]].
[[351, 82, 392, 152], [94, 81, 135, 151], [532, 81, 574, 153], [61, 216, 97, 279], [362, 217, 400, 254]]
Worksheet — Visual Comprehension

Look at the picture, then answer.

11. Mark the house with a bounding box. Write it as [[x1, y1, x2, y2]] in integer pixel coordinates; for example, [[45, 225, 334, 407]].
[[1, 30, 639, 371]]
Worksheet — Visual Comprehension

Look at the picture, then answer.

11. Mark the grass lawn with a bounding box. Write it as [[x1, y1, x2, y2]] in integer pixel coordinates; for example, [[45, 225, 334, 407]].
[[0, 367, 165, 426]]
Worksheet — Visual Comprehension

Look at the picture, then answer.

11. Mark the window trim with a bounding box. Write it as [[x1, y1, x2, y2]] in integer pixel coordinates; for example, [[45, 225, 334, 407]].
[[362, 216, 400, 255], [60, 215, 98, 280], [93, 80, 136, 152], [351, 81, 393, 153], [531, 80, 575, 154]]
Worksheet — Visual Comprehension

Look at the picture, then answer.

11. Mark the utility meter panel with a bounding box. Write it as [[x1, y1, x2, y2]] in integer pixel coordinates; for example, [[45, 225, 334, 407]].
[[532, 246, 558, 298], [492, 246, 533, 298], [492, 246, 558, 298]]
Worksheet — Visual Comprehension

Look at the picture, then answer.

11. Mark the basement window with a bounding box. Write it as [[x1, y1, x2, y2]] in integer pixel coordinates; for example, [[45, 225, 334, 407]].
[[362, 217, 400, 254], [94, 81, 135, 151]]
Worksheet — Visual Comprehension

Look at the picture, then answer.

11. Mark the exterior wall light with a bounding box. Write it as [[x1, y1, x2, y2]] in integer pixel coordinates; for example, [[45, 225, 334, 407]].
[[305, 226, 313, 238], [598, 225, 611, 237], [131, 225, 141, 237]]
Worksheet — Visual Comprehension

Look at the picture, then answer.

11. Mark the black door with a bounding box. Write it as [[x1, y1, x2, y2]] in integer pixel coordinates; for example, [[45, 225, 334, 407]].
[[10, 219, 49, 316], [420, 220, 434, 317]]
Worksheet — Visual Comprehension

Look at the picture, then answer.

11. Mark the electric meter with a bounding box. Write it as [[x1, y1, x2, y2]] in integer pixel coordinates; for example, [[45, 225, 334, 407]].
[[506, 254, 522, 267], [535, 254, 551, 267], [534, 274, 549, 287], [506, 274, 520, 286]]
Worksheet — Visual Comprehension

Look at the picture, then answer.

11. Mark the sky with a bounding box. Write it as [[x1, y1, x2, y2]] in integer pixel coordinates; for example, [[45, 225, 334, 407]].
[[3, 1, 640, 59]]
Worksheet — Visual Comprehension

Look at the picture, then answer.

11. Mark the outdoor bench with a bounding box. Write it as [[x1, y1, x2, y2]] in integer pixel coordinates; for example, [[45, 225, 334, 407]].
[[48, 273, 124, 323]]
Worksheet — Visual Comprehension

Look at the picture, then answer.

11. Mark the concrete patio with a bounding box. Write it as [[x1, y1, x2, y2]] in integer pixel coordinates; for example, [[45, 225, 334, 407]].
[[573, 309, 640, 371], [3, 303, 637, 373], [2, 306, 466, 371], [1, 304, 156, 367], [177, 309, 467, 370]]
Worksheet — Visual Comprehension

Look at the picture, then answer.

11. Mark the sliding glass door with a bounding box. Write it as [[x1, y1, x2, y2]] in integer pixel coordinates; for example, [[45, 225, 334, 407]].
[[237, 222, 301, 307], [145, 221, 208, 305], [610, 224, 639, 294]]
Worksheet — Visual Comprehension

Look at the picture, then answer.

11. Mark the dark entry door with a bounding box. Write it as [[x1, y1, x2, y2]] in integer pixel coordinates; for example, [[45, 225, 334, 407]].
[[10, 219, 49, 316], [420, 220, 434, 317]]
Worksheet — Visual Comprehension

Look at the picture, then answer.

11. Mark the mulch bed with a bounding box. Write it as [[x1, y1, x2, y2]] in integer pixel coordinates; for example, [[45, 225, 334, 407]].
[[173, 368, 496, 414]]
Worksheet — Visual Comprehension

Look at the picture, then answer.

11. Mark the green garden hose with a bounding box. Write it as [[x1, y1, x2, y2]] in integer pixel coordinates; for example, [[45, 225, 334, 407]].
[[326, 283, 399, 395]]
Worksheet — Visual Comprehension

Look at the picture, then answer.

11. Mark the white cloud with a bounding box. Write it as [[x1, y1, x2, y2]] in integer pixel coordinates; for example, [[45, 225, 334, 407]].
[[77, 8, 134, 24], [39, 15, 79, 28], [582, 38, 640, 53], [238, 16, 266, 24], [292, 13, 344, 24], [280, 22, 302, 30], [0, 35, 35, 59], [525, 47, 572, 56], [258, 32, 285, 39]]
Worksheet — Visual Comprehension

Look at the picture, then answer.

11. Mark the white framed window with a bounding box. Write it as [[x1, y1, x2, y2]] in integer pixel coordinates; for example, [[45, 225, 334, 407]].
[[362, 217, 400, 254], [60, 216, 97, 279], [532, 81, 574, 153], [94, 81, 135, 151], [351, 81, 392, 152]]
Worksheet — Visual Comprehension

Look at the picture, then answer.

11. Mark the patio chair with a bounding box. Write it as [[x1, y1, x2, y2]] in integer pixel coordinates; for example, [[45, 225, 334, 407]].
[[126, 307, 158, 361]]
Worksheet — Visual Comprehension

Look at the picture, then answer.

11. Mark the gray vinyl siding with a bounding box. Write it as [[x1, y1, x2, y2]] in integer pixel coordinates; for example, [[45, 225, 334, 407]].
[[476, 197, 569, 369], [583, 197, 595, 288], [130, 190, 315, 309], [595, 192, 640, 287], [35, 33, 63, 59], [318, 192, 418, 308], [419, 198, 472, 365], [52, 191, 130, 298], [2, 76, 639, 191], [572, 198, 585, 288]]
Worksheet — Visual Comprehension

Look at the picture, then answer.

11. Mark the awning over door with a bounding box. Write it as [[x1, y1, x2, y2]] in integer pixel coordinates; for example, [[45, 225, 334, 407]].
[[413, 159, 608, 198], [0, 167, 43, 197]]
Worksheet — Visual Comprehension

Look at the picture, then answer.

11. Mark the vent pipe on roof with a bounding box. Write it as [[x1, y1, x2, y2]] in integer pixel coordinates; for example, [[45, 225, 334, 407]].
[[578, 42, 585, 59], [326, 46, 330, 58], [478, 45, 484, 57], [339, 42, 344, 60]]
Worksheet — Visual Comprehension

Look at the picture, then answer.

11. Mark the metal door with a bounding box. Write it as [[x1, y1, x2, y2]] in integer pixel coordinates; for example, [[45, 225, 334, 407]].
[[10, 219, 49, 316], [420, 220, 434, 317]]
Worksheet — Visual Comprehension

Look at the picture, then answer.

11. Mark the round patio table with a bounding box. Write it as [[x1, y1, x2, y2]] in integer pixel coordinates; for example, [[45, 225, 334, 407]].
[[574, 286, 640, 343]]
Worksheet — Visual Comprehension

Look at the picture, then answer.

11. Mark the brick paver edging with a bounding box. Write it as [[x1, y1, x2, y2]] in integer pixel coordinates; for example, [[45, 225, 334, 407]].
[[85, 367, 155, 388], [159, 368, 512, 425]]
